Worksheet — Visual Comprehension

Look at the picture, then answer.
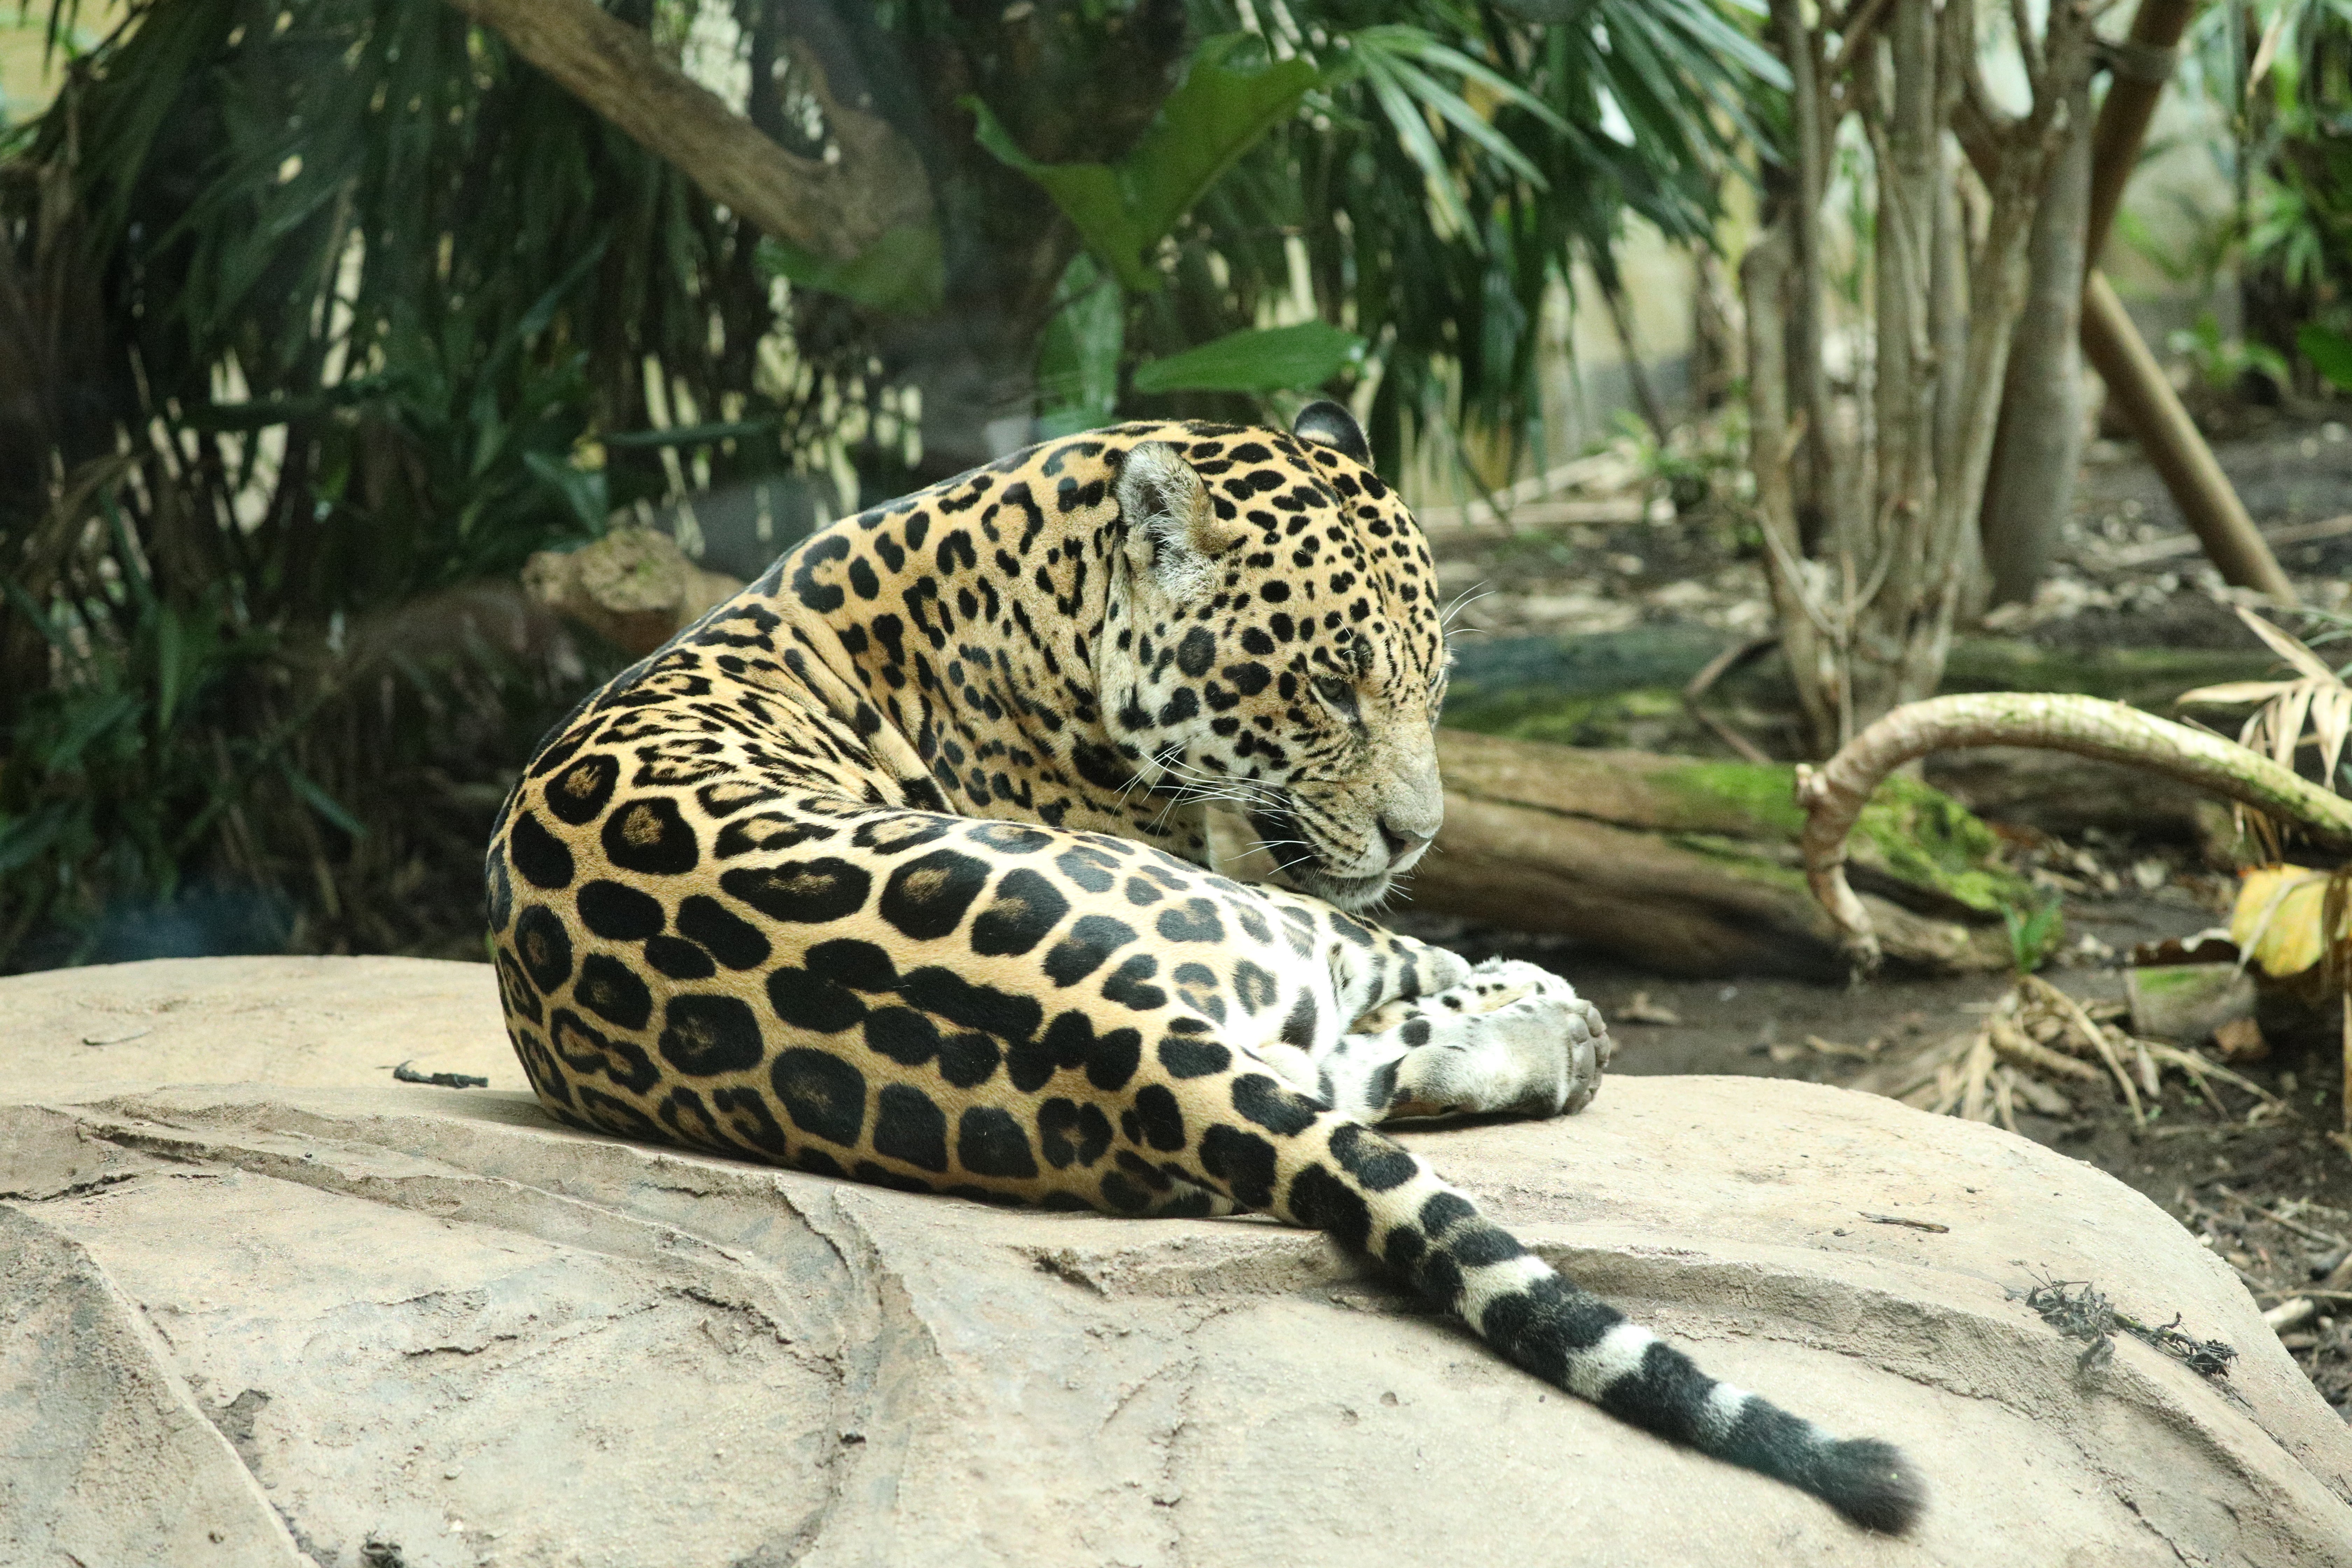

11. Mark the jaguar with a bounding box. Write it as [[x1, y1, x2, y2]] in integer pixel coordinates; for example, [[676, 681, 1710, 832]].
[[486, 401, 1923, 1531]]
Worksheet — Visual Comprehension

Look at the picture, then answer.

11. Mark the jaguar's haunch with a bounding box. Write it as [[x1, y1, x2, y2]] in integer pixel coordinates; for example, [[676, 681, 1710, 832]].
[[486, 402, 1923, 1531]]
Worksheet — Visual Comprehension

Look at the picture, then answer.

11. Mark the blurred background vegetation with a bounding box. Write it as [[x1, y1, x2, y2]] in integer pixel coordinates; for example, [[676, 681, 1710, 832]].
[[2, 0, 2348, 973], [0, 0, 1774, 969]]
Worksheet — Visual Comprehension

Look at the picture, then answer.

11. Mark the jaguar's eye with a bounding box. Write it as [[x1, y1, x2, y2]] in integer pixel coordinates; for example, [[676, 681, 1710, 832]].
[[1313, 676, 1361, 723]]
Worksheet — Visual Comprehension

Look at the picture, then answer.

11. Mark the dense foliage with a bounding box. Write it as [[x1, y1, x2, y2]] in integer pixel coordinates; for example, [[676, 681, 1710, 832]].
[[2138, 0, 2352, 394], [0, 0, 1771, 967]]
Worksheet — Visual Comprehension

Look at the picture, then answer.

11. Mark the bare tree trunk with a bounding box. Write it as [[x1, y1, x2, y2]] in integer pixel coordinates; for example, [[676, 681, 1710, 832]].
[[1744, 0, 2103, 756], [1931, 141, 1979, 611], [1769, 0, 1837, 553], [1689, 249, 1745, 412], [1979, 66, 2095, 605], [1849, 0, 1945, 728], [1744, 227, 1843, 754]]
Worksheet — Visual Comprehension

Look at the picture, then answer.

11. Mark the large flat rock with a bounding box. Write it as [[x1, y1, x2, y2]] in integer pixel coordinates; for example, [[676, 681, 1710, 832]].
[[3, 957, 2348, 1566]]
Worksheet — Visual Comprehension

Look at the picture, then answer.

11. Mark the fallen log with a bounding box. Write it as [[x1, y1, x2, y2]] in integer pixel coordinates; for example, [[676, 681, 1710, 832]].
[[1396, 732, 2023, 980]]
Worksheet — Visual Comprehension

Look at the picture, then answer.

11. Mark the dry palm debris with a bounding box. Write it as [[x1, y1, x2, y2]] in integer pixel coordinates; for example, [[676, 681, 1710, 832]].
[[2017, 1277, 2239, 1380], [1617, 990, 1683, 1026], [393, 1060, 489, 1089], [1843, 974, 2283, 1132]]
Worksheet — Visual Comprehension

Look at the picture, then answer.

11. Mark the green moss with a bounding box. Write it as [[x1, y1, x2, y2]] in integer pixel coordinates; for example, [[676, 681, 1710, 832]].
[[1940, 640, 2277, 708], [1851, 772, 2023, 916], [1649, 760, 1808, 836], [1658, 761, 2025, 915], [2131, 965, 2228, 999]]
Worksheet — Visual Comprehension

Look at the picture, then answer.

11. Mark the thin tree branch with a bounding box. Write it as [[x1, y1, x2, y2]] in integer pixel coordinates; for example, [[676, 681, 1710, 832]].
[[1823, 0, 1899, 83], [2009, 0, 2046, 85]]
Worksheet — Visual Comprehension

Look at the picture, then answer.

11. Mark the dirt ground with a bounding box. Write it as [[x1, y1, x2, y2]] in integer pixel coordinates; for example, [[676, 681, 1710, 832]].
[[1403, 410, 2352, 1420]]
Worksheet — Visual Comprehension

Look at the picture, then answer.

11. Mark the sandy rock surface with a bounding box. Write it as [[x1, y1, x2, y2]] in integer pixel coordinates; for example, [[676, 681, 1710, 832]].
[[3, 956, 2349, 1567]]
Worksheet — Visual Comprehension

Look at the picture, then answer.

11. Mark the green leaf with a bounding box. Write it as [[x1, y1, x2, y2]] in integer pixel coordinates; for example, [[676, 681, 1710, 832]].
[[285, 767, 368, 840], [756, 223, 945, 315], [1130, 321, 1366, 395], [2300, 323, 2352, 392], [153, 600, 194, 732], [2003, 897, 2064, 975], [47, 690, 143, 776], [967, 36, 1320, 292], [602, 419, 781, 448], [1037, 253, 1126, 436], [0, 804, 74, 880], [523, 450, 611, 534]]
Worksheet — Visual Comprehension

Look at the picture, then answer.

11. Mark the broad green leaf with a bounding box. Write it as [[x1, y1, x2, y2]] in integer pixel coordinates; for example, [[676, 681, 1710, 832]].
[[2300, 324, 2352, 392], [1131, 321, 1366, 395], [757, 223, 945, 315], [967, 36, 1320, 292]]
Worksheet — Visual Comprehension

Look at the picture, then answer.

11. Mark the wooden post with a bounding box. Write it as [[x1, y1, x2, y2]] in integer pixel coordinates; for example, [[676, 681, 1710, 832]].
[[2081, 274, 2297, 600], [2073, 0, 2296, 602], [2085, 0, 2203, 268]]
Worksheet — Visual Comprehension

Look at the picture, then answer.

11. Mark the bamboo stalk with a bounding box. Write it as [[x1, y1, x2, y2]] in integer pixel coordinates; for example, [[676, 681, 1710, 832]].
[[2085, 0, 2204, 269], [2077, 0, 2291, 600], [1955, 0, 2297, 606]]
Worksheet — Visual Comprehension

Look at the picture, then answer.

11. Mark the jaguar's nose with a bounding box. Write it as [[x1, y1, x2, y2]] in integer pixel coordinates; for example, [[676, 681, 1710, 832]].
[[1378, 814, 1435, 867]]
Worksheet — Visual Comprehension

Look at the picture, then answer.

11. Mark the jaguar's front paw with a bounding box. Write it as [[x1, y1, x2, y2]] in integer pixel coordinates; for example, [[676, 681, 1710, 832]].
[[1465, 961, 1609, 1116], [1548, 988, 1611, 1115], [1389, 959, 1613, 1120]]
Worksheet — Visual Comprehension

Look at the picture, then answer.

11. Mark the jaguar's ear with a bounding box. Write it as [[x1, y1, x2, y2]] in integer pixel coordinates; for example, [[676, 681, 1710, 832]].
[[1117, 441, 1245, 595], [1293, 399, 1370, 465]]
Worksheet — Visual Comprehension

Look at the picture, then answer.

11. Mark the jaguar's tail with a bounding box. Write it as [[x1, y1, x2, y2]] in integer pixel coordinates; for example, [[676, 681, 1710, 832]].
[[1164, 1070, 1926, 1533]]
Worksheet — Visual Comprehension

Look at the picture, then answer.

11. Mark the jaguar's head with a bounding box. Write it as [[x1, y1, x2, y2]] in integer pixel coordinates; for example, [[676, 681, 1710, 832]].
[[1097, 402, 1449, 912]]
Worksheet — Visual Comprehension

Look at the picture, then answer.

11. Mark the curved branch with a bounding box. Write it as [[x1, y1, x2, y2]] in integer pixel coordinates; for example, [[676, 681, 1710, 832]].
[[444, 0, 932, 264], [1795, 693, 2352, 968]]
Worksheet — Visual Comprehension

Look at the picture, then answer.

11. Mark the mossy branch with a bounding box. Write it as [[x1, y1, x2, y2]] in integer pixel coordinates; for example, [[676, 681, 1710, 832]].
[[1796, 693, 2352, 970]]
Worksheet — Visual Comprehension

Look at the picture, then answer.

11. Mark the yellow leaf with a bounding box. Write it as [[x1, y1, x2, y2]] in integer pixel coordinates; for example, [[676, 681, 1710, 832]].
[[2177, 680, 2297, 706], [2274, 684, 2316, 770], [2228, 865, 2342, 978], [2316, 684, 2352, 786], [2235, 605, 2338, 682]]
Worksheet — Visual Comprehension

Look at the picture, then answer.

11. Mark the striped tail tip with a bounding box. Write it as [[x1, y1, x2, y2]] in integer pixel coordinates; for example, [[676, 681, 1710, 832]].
[[1718, 1400, 1926, 1533], [1806, 1438, 1926, 1534]]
